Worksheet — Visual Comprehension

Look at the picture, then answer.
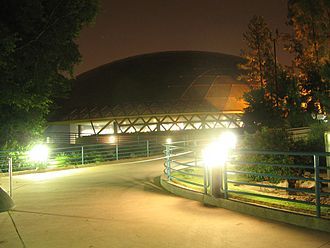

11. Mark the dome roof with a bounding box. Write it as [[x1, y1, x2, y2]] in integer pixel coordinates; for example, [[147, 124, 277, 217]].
[[53, 51, 248, 122]]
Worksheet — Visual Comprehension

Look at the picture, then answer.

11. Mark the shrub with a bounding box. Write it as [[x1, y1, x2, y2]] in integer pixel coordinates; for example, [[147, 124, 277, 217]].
[[238, 128, 296, 184], [238, 124, 329, 187], [290, 122, 329, 169], [292, 122, 329, 153], [55, 151, 81, 166], [83, 150, 115, 164]]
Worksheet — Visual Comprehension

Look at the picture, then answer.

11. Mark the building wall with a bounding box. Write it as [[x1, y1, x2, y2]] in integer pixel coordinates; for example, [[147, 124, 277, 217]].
[[44, 125, 72, 144]]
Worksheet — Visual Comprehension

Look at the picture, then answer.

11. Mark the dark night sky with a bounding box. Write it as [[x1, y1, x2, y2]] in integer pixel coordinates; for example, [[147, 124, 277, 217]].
[[76, 0, 290, 75]]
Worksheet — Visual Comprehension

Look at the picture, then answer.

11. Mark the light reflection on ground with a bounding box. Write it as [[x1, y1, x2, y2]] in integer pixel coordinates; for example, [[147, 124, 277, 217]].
[[17, 169, 80, 181]]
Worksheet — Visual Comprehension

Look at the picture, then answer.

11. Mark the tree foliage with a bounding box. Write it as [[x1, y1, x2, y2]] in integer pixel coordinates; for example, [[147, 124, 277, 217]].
[[240, 15, 274, 88], [0, 0, 98, 148], [240, 1, 329, 132], [286, 0, 330, 115], [239, 16, 286, 131], [242, 88, 284, 132]]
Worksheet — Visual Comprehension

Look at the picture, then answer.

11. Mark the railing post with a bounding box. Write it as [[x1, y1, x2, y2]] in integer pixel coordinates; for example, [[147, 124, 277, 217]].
[[146, 140, 150, 157], [314, 155, 321, 218], [325, 131, 330, 189], [81, 146, 84, 165], [8, 157, 13, 198], [116, 143, 119, 160], [165, 144, 171, 181], [223, 162, 228, 199]]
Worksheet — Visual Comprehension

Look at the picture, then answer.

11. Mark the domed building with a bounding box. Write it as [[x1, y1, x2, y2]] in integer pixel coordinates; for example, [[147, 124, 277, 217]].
[[46, 51, 249, 144]]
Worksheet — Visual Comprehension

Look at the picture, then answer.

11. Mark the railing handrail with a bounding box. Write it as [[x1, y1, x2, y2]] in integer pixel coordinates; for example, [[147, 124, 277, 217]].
[[164, 140, 330, 157], [163, 141, 330, 219]]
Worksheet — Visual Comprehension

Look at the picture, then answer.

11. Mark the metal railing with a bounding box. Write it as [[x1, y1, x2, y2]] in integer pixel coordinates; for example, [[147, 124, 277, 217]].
[[0, 140, 164, 197], [0, 140, 163, 174], [163, 141, 330, 218], [163, 140, 209, 193], [226, 150, 330, 218]]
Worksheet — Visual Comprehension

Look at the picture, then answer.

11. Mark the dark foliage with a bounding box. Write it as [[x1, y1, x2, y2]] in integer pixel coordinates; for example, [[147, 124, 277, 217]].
[[0, 0, 98, 148]]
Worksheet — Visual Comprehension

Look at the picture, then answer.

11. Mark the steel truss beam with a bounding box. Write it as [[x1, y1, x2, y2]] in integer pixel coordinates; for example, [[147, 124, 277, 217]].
[[84, 112, 243, 135]]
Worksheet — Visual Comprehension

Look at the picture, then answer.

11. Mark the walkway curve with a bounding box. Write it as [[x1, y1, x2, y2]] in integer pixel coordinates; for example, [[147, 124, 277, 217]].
[[0, 159, 329, 248]]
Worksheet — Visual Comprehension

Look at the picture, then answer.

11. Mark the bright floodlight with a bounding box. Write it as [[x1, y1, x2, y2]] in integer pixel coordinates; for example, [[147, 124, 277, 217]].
[[28, 144, 49, 163], [202, 141, 225, 167], [202, 131, 237, 168], [166, 138, 172, 144], [109, 135, 116, 144]]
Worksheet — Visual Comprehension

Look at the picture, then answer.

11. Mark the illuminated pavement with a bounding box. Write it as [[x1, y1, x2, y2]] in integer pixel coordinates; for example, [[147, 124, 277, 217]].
[[0, 159, 329, 248]]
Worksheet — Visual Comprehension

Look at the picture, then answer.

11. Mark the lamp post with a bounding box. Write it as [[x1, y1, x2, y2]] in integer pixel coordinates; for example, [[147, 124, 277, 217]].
[[209, 164, 223, 198], [202, 132, 237, 198]]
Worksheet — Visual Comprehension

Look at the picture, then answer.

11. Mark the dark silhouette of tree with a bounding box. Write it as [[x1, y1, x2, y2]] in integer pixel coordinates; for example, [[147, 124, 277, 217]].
[[241, 2, 329, 131], [240, 16, 274, 88], [0, 0, 98, 148], [286, 0, 330, 115], [239, 16, 285, 131]]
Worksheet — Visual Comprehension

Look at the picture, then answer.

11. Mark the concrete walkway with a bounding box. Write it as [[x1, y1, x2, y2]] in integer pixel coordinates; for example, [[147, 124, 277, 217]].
[[0, 159, 329, 248]]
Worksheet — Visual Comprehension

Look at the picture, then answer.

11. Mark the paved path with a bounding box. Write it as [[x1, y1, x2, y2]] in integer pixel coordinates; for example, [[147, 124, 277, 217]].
[[0, 159, 329, 248]]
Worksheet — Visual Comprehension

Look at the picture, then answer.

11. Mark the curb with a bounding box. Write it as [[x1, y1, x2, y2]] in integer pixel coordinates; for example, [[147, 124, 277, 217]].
[[0, 187, 14, 212], [160, 176, 330, 233]]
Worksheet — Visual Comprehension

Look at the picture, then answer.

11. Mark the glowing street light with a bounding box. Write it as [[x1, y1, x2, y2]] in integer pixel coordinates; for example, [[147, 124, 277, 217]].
[[28, 144, 49, 163], [202, 140, 225, 168], [166, 138, 172, 144], [202, 131, 237, 197], [202, 131, 237, 167], [109, 135, 117, 144]]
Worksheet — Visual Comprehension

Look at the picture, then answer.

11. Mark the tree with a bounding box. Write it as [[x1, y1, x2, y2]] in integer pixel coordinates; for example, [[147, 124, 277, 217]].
[[239, 16, 286, 131], [240, 15, 275, 88], [286, 0, 330, 115], [242, 88, 284, 132], [240, 7, 329, 131], [0, 0, 98, 148], [276, 70, 310, 127]]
